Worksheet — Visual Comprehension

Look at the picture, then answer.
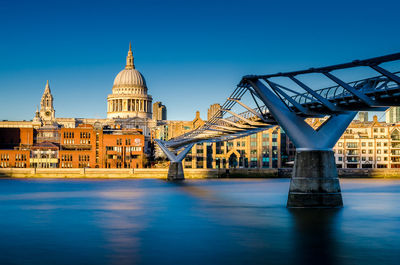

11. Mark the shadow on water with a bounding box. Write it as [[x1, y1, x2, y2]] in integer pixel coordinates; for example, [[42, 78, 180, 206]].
[[289, 208, 341, 265]]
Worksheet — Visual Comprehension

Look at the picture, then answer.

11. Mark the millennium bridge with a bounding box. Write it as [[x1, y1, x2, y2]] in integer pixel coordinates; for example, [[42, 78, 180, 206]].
[[156, 52, 400, 208]]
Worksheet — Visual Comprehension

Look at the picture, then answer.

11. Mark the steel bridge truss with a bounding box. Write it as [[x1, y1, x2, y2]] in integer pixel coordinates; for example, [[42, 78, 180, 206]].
[[156, 52, 400, 161]]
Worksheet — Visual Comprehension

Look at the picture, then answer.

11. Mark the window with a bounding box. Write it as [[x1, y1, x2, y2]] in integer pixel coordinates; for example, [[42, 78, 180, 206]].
[[362, 142, 366, 147], [381, 128, 385, 133], [338, 142, 343, 147], [377, 157, 381, 161], [377, 142, 381, 147], [374, 128, 378, 132], [338, 157, 342, 161], [368, 142, 373, 147], [377, 149, 381, 154], [347, 143, 358, 148], [362, 150, 366, 154]]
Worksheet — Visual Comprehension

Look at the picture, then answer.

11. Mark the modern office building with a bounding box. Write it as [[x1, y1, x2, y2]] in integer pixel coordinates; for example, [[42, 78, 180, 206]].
[[385, 107, 400, 123], [358, 111, 369, 122], [152, 101, 167, 121]]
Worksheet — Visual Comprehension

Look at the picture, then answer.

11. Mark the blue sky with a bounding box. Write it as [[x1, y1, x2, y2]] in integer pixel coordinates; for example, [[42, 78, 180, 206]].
[[0, 0, 399, 121]]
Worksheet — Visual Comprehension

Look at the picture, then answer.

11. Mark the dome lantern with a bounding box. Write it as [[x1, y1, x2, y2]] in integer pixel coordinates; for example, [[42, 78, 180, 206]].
[[126, 42, 135, 69]]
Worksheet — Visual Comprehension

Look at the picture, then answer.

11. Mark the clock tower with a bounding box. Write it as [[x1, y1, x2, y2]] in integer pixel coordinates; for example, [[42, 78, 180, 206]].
[[39, 80, 56, 124]]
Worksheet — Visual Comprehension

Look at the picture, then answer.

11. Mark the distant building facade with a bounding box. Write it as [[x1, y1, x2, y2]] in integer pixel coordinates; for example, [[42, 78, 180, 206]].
[[357, 111, 369, 122], [0, 43, 156, 168], [333, 115, 400, 168], [207, 103, 222, 120], [385, 107, 400, 123], [154, 109, 291, 169], [153, 101, 167, 121], [0, 125, 144, 169]]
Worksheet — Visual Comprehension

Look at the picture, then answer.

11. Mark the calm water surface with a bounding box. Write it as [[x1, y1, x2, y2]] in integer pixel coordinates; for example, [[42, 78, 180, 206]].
[[0, 178, 399, 265]]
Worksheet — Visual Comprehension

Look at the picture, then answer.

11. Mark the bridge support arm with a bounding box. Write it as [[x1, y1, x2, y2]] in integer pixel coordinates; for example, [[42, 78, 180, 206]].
[[248, 79, 356, 208]]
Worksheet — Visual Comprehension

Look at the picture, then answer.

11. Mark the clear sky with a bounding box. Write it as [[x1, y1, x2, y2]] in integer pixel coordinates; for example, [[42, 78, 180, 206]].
[[0, 0, 399, 121]]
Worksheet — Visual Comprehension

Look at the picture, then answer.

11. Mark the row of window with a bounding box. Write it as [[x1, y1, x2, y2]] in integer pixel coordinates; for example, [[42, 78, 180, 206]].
[[337, 149, 389, 155], [79, 155, 90, 162], [338, 156, 389, 162], [0, 154, 9, 161], [338, 142, 390, 148], [116, 139, 133, 145], [79, 162, 90, 168], [15, 154, 27, 161], [0, 162, 27, 167], [61, 162, 90, 168], [80, 132, 91, 139], [106, 146, 142, 152], [61, 163, 73, 168], [64, 132, 92, 139], [61, 155, 73, 161], [0, 161, 27, 167], [63, 132, 75, 138]]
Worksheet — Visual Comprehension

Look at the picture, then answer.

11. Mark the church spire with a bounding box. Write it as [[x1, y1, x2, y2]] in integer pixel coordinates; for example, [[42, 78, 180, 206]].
[[126, 42, 135, 69], [44, 80, 51, 93]]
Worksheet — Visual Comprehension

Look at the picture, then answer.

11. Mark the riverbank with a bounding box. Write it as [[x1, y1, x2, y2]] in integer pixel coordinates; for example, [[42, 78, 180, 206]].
[[1, 168, 400, 178]]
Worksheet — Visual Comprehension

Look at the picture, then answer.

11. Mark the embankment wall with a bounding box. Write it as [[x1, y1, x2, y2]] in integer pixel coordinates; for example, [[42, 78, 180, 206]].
[[0, 168, 399, 179]]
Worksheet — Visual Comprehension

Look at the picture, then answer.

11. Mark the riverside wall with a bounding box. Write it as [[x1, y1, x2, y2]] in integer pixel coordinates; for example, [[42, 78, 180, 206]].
[[0, 168, 399, 179]]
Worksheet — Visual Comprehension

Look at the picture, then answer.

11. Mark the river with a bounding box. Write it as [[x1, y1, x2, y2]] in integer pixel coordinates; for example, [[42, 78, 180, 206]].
[[0, 178, 399, 265]]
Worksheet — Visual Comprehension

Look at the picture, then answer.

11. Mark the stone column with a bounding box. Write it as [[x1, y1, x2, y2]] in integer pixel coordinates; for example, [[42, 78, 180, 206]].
[[192, 145, 197, 169], [203, 143, 207, 169], [212, 143, 216, 168], [287, 150, 343, 208]]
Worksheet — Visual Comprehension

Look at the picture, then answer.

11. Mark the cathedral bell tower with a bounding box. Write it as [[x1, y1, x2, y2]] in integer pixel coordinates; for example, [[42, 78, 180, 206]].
[[39, 80, 55, 124]]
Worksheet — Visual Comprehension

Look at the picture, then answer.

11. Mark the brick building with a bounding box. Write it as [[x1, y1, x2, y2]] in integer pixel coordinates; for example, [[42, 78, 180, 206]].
[[0, 125, 144, 169]]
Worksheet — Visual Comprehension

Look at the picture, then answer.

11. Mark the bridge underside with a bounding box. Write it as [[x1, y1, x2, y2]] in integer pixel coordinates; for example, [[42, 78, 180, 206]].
[[156, 52, 400, 208]]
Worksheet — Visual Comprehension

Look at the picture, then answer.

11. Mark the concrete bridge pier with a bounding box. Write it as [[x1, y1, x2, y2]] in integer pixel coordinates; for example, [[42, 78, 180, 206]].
[[168, 162, 185, 181], [155, 139, 194, 181], [287, 150, 342, 208]]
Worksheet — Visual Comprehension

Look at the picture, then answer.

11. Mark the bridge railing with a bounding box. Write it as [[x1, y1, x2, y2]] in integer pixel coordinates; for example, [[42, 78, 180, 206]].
[[280, 72, 400, 109]]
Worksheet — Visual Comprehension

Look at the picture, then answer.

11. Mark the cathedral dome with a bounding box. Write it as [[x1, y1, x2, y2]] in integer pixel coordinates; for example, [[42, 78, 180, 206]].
[[113, 68, 146, 88], [107, 43, 153, 120]]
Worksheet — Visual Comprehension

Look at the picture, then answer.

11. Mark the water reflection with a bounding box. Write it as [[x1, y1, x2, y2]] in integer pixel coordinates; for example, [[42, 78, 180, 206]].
[[290, 209, 340, 265]]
